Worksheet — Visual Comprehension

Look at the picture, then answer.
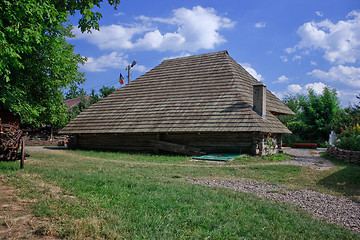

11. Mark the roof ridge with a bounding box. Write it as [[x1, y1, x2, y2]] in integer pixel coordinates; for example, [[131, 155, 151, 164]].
[[162, 50, 229, 62]]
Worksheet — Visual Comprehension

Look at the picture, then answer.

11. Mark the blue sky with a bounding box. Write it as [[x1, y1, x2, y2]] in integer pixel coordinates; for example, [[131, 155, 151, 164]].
[[68, 0, 360, 106]]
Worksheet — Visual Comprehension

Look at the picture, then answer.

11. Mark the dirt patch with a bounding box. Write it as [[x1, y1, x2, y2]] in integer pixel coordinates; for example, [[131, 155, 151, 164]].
[[0, 178, 58, 239]]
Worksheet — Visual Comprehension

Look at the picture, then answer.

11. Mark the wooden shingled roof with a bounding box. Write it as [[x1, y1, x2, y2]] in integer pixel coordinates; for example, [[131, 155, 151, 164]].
[[60, 51, 293, 134]]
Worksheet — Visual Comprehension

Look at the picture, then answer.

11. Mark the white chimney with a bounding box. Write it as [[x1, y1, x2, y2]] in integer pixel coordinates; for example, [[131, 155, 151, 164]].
[[253, 82, 266, 118]]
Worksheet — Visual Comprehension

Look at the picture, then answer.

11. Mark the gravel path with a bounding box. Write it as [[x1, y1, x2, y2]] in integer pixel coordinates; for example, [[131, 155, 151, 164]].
[[279, 148, 334, 170], [190, 149, 360, 233], [210, 148, 334, 170], [189, 179, 360, 233]]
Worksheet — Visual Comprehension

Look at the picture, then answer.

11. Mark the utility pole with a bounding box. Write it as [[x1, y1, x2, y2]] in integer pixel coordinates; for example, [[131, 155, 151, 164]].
[[125, 60, 137, 84]]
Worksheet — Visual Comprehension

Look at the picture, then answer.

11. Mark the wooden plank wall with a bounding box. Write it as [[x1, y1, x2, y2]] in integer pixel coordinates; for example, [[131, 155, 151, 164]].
[[75, 133, 157, 153], [73, 132, 255, 154], [160, 132, 253, 154]]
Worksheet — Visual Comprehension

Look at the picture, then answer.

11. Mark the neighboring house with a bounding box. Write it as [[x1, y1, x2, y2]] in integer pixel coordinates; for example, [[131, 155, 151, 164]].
[[60, 51, 294, 156], [64, 96, 92, 110], [64, 97, 82, 109]]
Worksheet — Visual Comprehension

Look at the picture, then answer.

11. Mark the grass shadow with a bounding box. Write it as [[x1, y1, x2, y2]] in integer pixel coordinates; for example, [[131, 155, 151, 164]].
[[43, 146, 67, 150], [317, 153, 360, 200]]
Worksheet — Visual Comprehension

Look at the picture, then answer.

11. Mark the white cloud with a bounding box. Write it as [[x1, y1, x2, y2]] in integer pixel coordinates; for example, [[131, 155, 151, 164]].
[[114, 12, 124, 16], [287, 10, 360, 64], [293, 55, 302, 61], [73, 24, 148, 50], [310, 61, 317, 65], [278, 81, 358, 106], [272, 91, 285, 100], [336, 89, 360, 107], [286, 82, 328, 95], [136, 15, 175, 24], [287, 84, 303, 94], [134, 30, 185, 51], [308, 65, 360, 88], [132, 64, 149, 73], [284, 47, 294, 54], [274, 75, 289, 83], [82, 52, 147, 73], [280, 56, 288, 62], [241, 63, 264, 81], [254, 21, 266, 28], [73, 6, 235, 52], [277, 82, 357, 106], [163, 52, 191, 60], [316, 11, 324, 17], [305, 82, 327, 94]]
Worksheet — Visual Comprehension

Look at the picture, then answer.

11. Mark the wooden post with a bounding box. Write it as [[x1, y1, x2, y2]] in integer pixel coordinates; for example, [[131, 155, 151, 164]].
[[276, 133, 282, 153], [127, 65, 131, 84], [20, 138, 25, 169]]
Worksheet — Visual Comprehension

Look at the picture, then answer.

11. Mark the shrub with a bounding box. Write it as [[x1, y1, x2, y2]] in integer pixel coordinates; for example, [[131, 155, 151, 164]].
[[334, 124, 360, 151], [282, 134, 303, 146]]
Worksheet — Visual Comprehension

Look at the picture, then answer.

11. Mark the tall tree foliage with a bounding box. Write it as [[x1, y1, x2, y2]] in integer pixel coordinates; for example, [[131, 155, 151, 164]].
[[67, 94, 92, 121], [356, 93, 360, 110], [64, 84, 117, 124], [65, 83, 87, 100], [298, 87, 340, 141], [0, 0, 120, 128], [280, 87, 341, 143], [98, 86, 116, 98], [278, 95, 307, 140]]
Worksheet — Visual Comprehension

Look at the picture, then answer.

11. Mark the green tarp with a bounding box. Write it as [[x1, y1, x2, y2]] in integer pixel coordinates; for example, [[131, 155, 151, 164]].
[[193, 153, 243, 162]]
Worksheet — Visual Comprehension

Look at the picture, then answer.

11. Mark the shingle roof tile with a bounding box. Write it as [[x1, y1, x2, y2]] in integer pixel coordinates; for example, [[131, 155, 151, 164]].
[[60, 51, 293, 134]]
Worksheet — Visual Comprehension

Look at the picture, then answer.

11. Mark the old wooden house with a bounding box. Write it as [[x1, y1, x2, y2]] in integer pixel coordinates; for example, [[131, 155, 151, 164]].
[[60, 51, 294, 156]]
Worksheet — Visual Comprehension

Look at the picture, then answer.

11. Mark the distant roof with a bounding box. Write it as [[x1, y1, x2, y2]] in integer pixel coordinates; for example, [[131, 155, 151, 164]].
[[60, 51, 293, 134], [64, 97, 81, 109], [64, 96, 92, 109]]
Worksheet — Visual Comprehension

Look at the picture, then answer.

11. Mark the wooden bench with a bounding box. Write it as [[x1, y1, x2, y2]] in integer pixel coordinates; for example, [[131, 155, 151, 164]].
[[292, 143, 317, 149]]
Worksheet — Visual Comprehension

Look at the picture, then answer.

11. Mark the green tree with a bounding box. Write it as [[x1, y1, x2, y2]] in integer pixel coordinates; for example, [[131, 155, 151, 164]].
[[279, 94, 307, 144], [0, 0, 120, 128], [67, 93, 92, 121], [88, 86, 116, 104], [356, 93, 360, 110], [99, 86, 116, 98], [280, 87, 342, 144], [90, 89, 101, 104], [65, 85, 117, 123], [65, 83, 87, 100], [278, 94, 301, 125], [298, 87, 340, 141]]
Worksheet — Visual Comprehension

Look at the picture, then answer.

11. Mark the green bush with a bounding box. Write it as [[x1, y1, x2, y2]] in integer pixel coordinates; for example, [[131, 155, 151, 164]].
[[317, 142, 327, 148], [282, 134, 327, 147], [282, 134, 303, 146], [335, 135, 360, 151], [334, 124, 360, 151]]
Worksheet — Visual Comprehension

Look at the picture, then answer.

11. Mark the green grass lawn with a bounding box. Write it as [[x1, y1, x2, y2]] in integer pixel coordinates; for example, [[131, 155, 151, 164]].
[[0, 150, 359, 239]]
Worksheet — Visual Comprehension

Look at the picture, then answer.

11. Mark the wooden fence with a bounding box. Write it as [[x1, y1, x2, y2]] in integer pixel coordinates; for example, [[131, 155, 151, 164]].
[[327, 147, 360, 165]]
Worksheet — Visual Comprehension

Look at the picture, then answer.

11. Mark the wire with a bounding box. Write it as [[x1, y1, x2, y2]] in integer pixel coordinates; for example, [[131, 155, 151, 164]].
[[84, 78, 120, 92]]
